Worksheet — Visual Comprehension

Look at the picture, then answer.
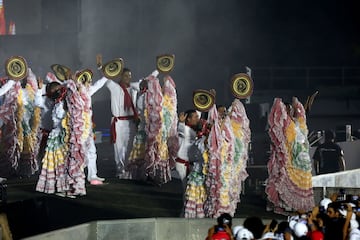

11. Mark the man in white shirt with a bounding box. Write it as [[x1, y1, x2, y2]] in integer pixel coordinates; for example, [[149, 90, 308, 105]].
[[176, 110, 200, 187], [82, 75, 108, 185], [104, 68, 140, 179]]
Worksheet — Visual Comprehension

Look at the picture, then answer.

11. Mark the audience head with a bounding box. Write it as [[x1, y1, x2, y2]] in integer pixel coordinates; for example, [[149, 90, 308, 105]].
[[233, 226, 253, 240], [217, 213, 233, 229], [327, 202, 342, 219], [324, 130, 335, 142], [293, 222, 308, 238], [243, 216, 266, 239]]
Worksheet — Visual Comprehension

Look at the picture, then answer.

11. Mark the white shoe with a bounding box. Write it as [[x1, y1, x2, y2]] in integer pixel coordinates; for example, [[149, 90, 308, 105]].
[[90, 176, 105, 182], [0, 177, 7, 183], [55, 192, 66, 197], [90, 180, 104, 185]]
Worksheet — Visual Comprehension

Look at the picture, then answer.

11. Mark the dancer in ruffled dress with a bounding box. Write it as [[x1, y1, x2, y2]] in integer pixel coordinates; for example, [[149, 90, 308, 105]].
[[183, 118, 209, 218], [144, 73, 178, 185], [0, 57, 41, 178], [186, 79, 252, 218], [127, 71, 161, 181], [64, 70, 95, 196], [227, 99, 251, 216], [36, 81, 69, 194], [77, 71, 107, 185], [266, 97, 314, 213]]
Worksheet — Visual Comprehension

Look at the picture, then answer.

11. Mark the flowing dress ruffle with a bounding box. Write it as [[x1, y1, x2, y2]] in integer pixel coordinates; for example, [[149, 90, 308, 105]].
[[0, 70, 41, 177], [266, 98, 314, 213], [145, 75, 178, 185], [184, 100, 251, 219], [144, 75, 163, 182], [184, 134, 208, 218], [19, 70, 41, 175], [36, 102, 69, 194], [0, 82, 21, 174], [127, 92, 147, 180], [228, 99, 251, 216], [204, 105, 222, 218], [65, 81, 86, 196]]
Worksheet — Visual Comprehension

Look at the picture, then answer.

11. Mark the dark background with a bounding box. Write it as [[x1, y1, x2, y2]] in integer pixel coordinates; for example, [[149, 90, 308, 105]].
[[1, 0, 360, 157]]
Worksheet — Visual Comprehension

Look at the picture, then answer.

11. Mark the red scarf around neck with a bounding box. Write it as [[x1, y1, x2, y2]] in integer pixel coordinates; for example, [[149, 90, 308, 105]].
[[119, 83, 137, 117]]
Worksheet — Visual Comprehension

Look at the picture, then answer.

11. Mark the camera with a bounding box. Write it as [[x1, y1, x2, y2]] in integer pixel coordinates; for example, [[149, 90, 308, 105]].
[[216, 213, 232, 229], [214, 218, 230, 232], [214, 225, 225, 233], [223, 218, 230, 225], [269, 219, 278, 231], [339, 202, 360, 213], [339, 204, 348, 210], [351, 207, 360, 213]]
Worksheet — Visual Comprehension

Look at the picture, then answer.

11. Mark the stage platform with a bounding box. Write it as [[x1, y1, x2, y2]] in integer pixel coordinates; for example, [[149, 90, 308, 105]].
[[0, 138, 284, 239], [2, 177, 285, 239]]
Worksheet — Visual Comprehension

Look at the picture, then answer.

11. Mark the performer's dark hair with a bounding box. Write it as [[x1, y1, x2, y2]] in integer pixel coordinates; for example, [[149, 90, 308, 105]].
[[184, 109, 197, 122], [123, 67, 131, 73], [45, 82, 61, 95], [328, 201, 341, 213]]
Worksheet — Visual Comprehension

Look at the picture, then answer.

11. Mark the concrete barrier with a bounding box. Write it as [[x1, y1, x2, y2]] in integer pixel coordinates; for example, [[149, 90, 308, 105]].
[[24, 218, 275, 240]]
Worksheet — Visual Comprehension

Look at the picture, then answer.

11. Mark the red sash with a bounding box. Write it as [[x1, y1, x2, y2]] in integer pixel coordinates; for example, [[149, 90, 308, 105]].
[[110, 116, 136, 144], [175, 158, 190, 176]]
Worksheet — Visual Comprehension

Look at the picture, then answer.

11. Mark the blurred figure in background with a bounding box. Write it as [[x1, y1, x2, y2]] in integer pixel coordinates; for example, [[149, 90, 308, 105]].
[[313, 130, 345, 175]]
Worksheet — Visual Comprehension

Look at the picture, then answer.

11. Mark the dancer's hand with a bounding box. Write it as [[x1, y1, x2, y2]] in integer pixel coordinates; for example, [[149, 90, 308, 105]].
[[96, 54, 103, 69], [179, 112, 187, 123], [151, 70, 159, 78], [206, 225, 216, 240], [37, 77, 43, 89], [140, 79, 148, 91], [224, 224, 233, 237]]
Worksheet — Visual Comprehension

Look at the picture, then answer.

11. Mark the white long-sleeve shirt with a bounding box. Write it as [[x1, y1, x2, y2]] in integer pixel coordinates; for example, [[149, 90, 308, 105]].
[[34, 85, 54, 131], [89, 77, 108, 97], [105, 78, 140, 117], [0, 80, 17, 127], [0, 80, 16, 96], [177, 122, 197, 161]]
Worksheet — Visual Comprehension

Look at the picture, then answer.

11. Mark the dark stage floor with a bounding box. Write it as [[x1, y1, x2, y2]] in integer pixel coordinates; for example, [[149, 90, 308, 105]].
[[0, 139, 284, 239]]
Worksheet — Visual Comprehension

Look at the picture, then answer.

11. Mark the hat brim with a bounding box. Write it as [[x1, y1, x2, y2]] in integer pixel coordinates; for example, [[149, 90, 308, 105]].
[[76, 69, 93, 85], [102, 58, 124, 80], [193, 89, 215, 112], [5, 56, 28, 81], [231, 73, 253, 99], [156, 54, 175, 74], [51, 64, 72, 82]]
